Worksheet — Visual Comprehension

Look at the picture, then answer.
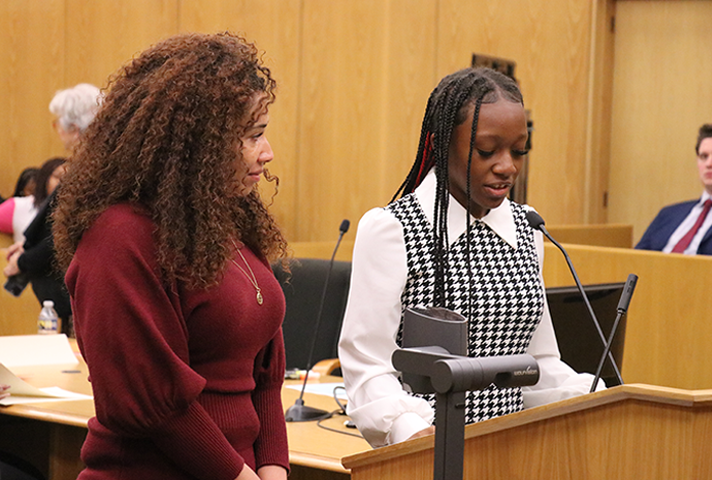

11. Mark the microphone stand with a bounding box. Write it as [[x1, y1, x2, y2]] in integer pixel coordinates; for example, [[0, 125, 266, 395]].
[[285, 220, 350, 422], [526, 211, 623, 387], [590, 273, 638, 392], [392, 347, 539, 480]]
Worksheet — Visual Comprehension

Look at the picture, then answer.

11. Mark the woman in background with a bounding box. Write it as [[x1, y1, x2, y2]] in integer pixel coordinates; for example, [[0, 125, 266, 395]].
[[3, 158, 69, 322], [339, 67, 604, 448], [53, 33, 289, 480], [3, 157, 72, 320]]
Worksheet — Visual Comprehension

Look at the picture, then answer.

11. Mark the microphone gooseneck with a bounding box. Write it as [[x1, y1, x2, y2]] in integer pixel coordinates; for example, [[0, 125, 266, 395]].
[[590, 273, 637, 392], [525, 210, 624, 388], [285, 219, 350, 422]]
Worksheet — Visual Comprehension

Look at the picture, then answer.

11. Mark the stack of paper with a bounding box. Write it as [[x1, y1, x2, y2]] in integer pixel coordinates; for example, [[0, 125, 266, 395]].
[[0, 334, 92, 406]]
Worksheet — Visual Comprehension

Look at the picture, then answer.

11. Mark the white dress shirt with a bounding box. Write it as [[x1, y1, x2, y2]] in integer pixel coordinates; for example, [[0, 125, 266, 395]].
[[338, 169, 604, 447]]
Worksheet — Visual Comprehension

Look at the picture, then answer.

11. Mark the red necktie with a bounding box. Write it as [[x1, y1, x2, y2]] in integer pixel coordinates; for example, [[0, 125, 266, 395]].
[[672, 199, 712, 253]]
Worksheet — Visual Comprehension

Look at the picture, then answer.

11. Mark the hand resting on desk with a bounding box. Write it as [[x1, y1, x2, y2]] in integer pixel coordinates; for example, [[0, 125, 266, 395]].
[[407, 425, 435, 441]]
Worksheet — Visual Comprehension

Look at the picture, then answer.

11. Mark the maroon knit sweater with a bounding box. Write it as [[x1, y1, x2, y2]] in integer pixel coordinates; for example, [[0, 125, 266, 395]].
[[65, 203, 289, 480]]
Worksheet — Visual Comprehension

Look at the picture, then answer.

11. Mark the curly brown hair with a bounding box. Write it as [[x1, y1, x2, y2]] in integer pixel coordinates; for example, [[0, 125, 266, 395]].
[[53, 32, 288, 289]]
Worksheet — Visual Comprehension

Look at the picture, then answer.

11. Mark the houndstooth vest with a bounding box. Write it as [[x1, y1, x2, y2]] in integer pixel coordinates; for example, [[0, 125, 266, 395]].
[[388, 194, 543, 424]]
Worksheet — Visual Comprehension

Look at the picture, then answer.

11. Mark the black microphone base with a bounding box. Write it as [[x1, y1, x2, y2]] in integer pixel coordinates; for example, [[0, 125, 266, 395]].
[[285, 399, 332, 422]]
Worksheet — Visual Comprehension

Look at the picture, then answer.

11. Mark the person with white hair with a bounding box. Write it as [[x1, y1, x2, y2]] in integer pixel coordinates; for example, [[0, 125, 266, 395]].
[[3, 84, 101, 335], [49, 83, 102, 152]]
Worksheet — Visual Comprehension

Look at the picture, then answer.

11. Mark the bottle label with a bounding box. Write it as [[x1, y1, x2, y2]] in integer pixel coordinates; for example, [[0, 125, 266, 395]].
[[38, 311, 58, 334]]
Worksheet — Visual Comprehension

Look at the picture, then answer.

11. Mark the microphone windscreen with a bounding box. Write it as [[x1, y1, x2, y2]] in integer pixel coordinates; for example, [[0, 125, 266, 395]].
[[339, 219, 350, 234], [617, 274, 638, 313], [525, 210, 545, 230]]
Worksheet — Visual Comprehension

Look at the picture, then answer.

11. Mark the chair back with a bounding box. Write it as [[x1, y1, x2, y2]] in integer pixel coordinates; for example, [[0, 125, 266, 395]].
[[272, 258, 351, 370]]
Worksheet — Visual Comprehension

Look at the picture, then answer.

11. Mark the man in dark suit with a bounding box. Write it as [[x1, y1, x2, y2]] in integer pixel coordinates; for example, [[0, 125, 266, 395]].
[[636, 124, 712, 255]]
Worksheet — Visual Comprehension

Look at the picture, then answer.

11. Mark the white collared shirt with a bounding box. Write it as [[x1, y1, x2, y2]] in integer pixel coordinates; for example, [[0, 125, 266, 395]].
[[338, 169, 604, 448]]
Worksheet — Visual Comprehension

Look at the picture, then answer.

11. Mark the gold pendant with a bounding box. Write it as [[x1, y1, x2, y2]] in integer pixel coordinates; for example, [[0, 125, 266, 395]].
[[256, 289, 263, 305]]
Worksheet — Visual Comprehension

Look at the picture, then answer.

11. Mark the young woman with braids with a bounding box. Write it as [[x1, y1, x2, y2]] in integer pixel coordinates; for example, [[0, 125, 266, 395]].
[[339, 67, 604, 448], [53, 33, 289, 480]]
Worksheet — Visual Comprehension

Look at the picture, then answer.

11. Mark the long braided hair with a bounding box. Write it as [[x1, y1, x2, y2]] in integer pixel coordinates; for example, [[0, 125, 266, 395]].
[[392, 67, 524, 308]]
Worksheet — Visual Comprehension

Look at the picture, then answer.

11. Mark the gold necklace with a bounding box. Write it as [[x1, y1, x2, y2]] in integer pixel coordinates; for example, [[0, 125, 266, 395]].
[[231, 246, 263, 306]]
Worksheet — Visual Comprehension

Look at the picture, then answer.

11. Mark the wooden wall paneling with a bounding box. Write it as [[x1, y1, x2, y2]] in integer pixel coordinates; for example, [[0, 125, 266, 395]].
[[0, 0, 65, 197], [64, 0, 179, 92], [179, 0, 302, 241], [297, 0, 436, 242], [609, 1, 712, 243], [437, 0, 594, 225], [376, 0, 438, 220]]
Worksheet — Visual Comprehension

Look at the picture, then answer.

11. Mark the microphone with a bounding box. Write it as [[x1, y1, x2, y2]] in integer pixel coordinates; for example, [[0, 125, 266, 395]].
[[285, 219, 350, 422], [589, 273, 637, 392], [525, 210, 623, 387]]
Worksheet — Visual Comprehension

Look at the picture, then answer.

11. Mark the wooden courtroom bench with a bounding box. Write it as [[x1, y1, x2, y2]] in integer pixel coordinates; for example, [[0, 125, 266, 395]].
[[542, 242, 712, 391], [289, 223, 634, 261]]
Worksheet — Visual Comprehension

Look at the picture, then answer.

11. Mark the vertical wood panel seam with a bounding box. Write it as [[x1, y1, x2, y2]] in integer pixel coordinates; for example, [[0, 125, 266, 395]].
[[583, 0, 599, 224], [63, 0, 69, 90], [293, 0, 306, 241], [176, 0, 182, 34], [434, 0, 440, 78]]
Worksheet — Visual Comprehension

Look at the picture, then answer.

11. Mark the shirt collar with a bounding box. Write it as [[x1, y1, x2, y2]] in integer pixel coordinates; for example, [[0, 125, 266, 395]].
[[414, 168, 518, 249]]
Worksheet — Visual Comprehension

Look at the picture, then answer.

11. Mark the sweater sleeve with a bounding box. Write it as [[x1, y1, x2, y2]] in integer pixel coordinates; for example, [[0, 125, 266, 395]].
[[251, 329, 289, 472], [0, 198, 15, 234], [17, 194, 55, 275], [17, 234, 54, 274], [66, 207, 245, 480]]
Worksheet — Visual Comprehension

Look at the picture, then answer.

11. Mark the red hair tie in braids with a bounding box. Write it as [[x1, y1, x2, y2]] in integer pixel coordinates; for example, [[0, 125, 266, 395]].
[[414, 131, 434, 188]]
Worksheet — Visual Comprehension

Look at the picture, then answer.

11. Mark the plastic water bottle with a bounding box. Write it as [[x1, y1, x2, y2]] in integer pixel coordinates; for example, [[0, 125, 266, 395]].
[[38, 300, 59, 334]]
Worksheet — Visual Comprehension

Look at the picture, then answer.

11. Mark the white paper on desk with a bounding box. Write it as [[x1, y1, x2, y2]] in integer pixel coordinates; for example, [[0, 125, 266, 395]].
[[0, 363, 92, 406], [0, 334, 78, 367], [286, 382, 348, 400]]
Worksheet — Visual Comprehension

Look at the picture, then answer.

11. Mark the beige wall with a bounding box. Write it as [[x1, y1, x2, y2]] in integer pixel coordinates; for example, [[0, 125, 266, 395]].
[[609, 0, 712, 243], [1, 0, 616, 244]]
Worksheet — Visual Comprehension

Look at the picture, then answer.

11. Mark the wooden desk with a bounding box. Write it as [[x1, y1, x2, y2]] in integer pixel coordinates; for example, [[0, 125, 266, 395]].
[[283, 382, 370, 479], [343, 384, 712, 479], [0, 355, 370, 480], [0, 358, 91, 480]]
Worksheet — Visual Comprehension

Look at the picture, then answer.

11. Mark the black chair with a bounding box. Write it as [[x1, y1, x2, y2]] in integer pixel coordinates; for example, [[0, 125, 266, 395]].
[[546, 282, 627, 387], [0, 452, 45, 480], [272, 258, 351, 373]]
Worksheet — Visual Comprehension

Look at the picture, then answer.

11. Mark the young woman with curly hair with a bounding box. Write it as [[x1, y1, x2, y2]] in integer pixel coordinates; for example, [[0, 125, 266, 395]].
[[53, 33, 289, 480]]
